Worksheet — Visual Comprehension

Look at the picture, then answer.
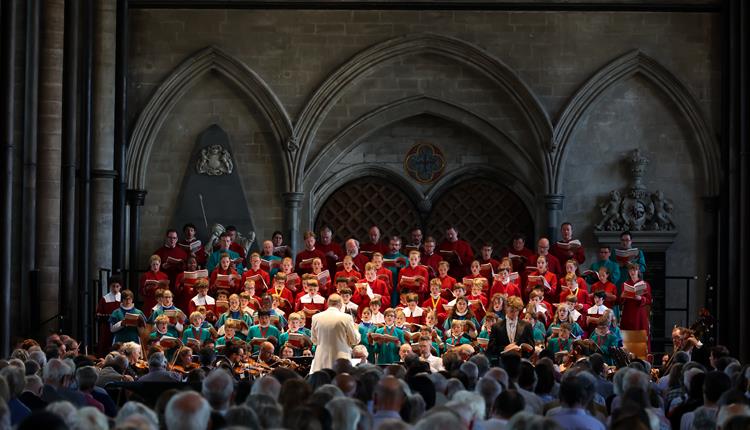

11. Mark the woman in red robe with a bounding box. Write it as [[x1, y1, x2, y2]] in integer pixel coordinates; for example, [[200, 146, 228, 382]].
[[209, 253, 241, 294], [619, 262, 652, 350], [139, 255, 170, 317], [489, 258, 522, 299], [524, 255, 558, 303]]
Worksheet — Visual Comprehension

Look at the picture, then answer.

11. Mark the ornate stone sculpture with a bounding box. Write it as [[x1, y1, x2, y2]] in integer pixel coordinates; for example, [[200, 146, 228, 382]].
[[594, 150, 676, 232], [196, 144, 234, 176], [205, 223, 256, 257]]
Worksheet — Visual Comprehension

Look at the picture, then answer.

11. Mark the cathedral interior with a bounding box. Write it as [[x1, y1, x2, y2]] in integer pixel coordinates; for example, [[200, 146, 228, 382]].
[[0, 0, 748, 360]]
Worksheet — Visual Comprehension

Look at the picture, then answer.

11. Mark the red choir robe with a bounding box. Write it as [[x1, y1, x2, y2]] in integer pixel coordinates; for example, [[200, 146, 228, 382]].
[[360, 242, 389, 258], [270, 285, 295, 315], [344, 253, 369, 274], [590, 280, 618, 309], [210, 267, 241, 294], [295, 293, 326, 327], [178, 238, 207, 267], [367, 277, 391, 307], [524, 270, 558, 303], [375, 268, 393, 291], [619, 279, 652, 333], [398, 265, 430, 297], [295, 248, 328, 275], [421, 294, 449, 322], [310, 270, 332, 297], [241, 268, 271, 295], [335, 269, 362, 287], [438, 275, 458, 300], [154, 245, 189, 287], [502, 247, 536, 275], [527, 253, 563, 278], [462, 273, 490, 294], [466, 292, 488, 322], [558, 287, 592, 314], [139, 271, 169, 317], [489, 278, 522, 299], [437, 239, 474, 279], [174, 272, 197, 314], [477, 258, 501, 277], [558, 276, 588, 295], [402, 306, 426, 326], [420, 252, 443, 279], [188, 293, 217, 323], [316, 242, 344, 276], [550, 240, 586, 267], [96, 292, 120, 354]]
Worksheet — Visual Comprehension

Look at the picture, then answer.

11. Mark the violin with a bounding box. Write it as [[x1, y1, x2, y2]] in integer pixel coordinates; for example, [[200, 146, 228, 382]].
[[169, 362, 200, 374]]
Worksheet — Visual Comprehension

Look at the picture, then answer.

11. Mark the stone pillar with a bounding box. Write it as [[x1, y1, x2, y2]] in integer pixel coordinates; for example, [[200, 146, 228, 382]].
[[544, 194, 564, 241], [90, 0, 116, 288], [36, 0, 65, 335], [126, 189, 147, 293], [282, 192, 304, 254]]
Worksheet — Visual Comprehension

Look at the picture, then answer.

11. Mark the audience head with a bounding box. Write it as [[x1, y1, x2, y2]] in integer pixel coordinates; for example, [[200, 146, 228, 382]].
[[164, 391, 211, 430]]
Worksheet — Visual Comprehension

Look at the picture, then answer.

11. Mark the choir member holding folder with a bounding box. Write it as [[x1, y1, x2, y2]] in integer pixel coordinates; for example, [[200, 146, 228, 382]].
[[619, 262, 652, 351], [154, 229, 189, 287], [140, 255, 170, 317]]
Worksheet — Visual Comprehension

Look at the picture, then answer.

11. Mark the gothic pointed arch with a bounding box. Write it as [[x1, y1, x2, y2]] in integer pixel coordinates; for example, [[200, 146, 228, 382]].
[[126, 46, 294, 190], [552, 50, 720, 195], [294, 33, 553, 190], [303, 95, 545, 196]]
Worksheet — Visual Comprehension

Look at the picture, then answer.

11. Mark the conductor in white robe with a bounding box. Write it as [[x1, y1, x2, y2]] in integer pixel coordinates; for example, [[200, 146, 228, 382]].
[[310, 294, 361, 373]]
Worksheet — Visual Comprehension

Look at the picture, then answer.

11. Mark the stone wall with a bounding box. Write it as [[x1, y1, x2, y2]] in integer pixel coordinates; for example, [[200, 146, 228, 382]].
[[128, 8, 720, 323]]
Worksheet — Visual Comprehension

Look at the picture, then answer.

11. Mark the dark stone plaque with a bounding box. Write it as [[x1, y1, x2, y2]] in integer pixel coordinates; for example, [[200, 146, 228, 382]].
[[172, 124, 256, 246]]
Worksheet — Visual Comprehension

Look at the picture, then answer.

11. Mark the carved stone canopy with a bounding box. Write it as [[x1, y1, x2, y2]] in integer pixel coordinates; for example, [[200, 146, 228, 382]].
[[595, 149, 677, 232]]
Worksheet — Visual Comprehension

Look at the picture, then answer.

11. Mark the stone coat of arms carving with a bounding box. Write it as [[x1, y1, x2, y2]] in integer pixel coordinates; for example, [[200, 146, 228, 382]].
[[196, 144, 234, 176]]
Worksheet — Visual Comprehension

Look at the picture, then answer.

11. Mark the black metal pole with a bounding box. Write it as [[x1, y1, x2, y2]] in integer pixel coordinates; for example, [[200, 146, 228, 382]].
[[61, 0, 80, 335], [78, 0, 94, 347], [0, 0, 17, 357], [22, 0, 40, 338], [113, 0, 129, 284]]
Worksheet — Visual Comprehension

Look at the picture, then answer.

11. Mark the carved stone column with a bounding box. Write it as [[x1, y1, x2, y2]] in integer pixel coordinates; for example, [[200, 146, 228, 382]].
[[282, 192, 304, 254], [544, 194, 564, 241], [126, 189, 147, 292], [90, 0, 116, 287]]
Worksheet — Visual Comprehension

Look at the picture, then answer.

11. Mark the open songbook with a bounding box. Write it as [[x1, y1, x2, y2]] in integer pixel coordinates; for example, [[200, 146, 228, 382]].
[[183, 269, 209, 287], [622, 281, 647, 299], [300, 306, 320, 316], [123, 312, 147, 327], [369, 332, 400, 344], [507, 252, 527, 263], [179, 240, 202, 254], [260, 259, 281, 272], [316, 270, 330, 286], [299, 258, 315, 269], [555, 239, 582, 250], [475, 337, 489, 348], [248, 337, 270, 347], [158, 336, 182, 350], [216, 273, 240, 288], [399, 276, 424, 289], [163, 309, 186, 325], [615, 248, 640, 265], [580, 269, 600, 280], [479, 263, 494, 279], [185, 337, 202, 350], [439, 250, 462, 265], [383, 257, 407, 269], [286, 332, 312, 349], [226, 318, 250, 332], [244, 273, 268, 290], [143, 279, 169, 293], [215, 300, 229, 314], [404, 245, 420, 254], [527, 275, 551, 292], [166, 256, 184, 266], [462, 277, 488, 290]]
